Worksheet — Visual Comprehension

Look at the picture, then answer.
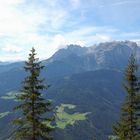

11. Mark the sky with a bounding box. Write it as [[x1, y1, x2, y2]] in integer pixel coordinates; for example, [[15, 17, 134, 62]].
[[0, 0, 140, 61]]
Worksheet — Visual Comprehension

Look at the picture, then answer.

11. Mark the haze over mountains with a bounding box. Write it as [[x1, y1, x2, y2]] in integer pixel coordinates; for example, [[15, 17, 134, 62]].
[[0, 41, 139, 140]]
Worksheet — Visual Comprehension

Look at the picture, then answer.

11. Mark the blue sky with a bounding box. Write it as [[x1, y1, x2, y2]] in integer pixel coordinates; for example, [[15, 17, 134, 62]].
[[0, 0, 140, 61]]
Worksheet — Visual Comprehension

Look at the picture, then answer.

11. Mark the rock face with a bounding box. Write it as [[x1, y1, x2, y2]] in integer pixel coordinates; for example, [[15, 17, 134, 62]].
[[46, 41, 140, 76], [93, 41, 139, 69]]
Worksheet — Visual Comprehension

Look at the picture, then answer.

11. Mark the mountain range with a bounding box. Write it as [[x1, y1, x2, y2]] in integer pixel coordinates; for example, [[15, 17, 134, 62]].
[[0, 41, 139, 140]]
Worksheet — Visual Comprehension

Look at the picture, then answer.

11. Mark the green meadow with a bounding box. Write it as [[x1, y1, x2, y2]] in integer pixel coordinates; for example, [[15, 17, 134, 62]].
[[44, 104, 90, 129], [0, 92, 18, 100], [0, 112, 10, 119]]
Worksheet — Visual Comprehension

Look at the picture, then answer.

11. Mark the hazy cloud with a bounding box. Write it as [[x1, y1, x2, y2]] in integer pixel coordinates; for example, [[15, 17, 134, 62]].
[[0, 0, 139, 61], [2, 45, 23, 53]]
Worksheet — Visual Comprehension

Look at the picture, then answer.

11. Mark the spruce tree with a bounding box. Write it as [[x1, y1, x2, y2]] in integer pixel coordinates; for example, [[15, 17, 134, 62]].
[[113, 54, 140, 140], [13, 48, 54, 140]]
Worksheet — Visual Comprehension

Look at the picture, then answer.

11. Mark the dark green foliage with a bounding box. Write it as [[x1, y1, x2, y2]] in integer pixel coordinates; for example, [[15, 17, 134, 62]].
[[13, 48, 54, 140], [114, 54, 140, 140]]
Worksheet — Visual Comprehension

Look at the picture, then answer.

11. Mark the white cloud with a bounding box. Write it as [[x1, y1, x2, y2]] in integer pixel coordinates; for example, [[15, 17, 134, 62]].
[[0, 0, 70, 61], [120, 32, 140, 38], [93, 34, 112, 42], [0, 0, 139, 61], [57, 26, 114, 46], [100, 0, 140, 8], [75, 40, 86, 46], [0, 53, 25, 62], [51, 34, 66, 49], [1, 0, 24, 5], [34, 34, 67, 60], [2, 45, 23, 53], [70, 0, 81, 9]]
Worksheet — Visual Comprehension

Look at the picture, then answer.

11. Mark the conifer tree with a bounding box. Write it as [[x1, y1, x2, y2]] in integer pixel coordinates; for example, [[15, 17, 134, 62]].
[[114, 54, 140, 140], [13, 48, 54, 140]]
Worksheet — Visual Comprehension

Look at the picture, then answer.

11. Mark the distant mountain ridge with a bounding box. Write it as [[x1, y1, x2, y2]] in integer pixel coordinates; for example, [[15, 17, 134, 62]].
[[44, 41, 140, 79], [49, 41, 139, 62], [0, 41, 139, 69]]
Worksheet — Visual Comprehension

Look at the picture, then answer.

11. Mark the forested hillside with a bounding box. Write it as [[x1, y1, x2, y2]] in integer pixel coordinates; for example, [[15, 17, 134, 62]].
[[0, 41, 139, 139]]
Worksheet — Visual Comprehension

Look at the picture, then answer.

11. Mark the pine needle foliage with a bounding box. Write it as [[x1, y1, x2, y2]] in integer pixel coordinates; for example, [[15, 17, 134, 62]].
[[114, 54, 140, 140], [13, 48, 54, 140]]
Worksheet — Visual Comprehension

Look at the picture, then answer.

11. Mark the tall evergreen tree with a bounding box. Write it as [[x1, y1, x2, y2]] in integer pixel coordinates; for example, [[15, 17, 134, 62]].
[[13, 48, 54, 140], [113, 54, 140, 140]]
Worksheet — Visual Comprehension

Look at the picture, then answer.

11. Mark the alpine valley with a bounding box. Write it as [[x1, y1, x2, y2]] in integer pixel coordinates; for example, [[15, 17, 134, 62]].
[[0, 41, 139, 140]]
